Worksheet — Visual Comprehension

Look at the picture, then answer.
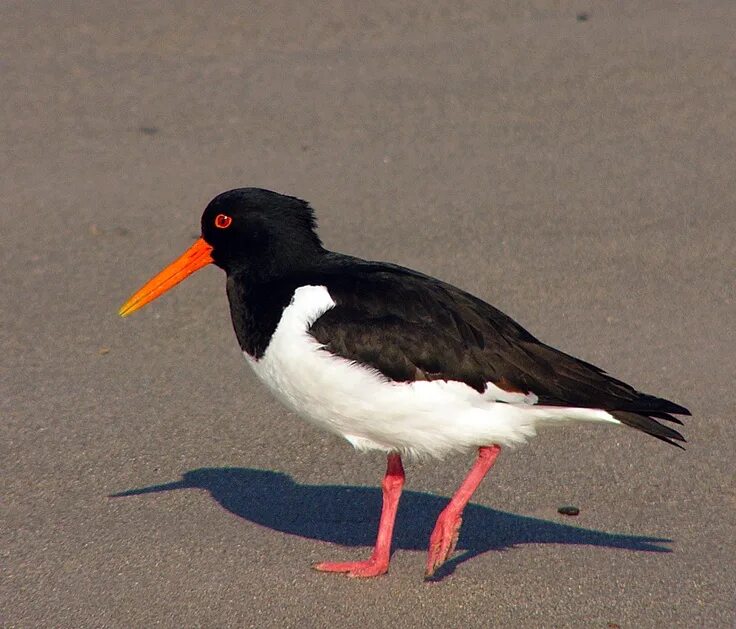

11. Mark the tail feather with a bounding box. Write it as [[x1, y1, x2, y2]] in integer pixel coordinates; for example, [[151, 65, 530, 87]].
[[646, 410, 685, 425], [610, 410, 687, 449], [636, 394, 691, 417]]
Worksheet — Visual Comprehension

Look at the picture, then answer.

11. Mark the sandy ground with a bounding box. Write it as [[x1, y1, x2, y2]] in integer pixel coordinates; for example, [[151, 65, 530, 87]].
[[2, 2, 735, 627]]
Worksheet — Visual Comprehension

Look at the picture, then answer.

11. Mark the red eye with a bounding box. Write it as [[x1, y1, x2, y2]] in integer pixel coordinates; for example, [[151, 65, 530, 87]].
[[214, 214, 232, 229]]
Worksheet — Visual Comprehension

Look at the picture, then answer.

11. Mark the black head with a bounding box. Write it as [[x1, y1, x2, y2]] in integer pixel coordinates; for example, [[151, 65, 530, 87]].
[[201, 188, 324, 277], [119, 188, 324, 317]]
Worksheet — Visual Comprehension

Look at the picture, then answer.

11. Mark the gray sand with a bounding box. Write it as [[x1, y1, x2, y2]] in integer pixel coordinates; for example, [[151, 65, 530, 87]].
[[2, 2, 734, 627]]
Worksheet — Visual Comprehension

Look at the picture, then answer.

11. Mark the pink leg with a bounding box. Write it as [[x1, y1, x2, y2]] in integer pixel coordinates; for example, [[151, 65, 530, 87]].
[[314, 453, 405, 578], [425, 445, 501, 577]]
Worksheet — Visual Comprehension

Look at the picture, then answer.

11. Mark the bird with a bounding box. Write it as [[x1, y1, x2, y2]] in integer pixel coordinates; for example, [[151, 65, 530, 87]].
[[119, 187, 689, 579]]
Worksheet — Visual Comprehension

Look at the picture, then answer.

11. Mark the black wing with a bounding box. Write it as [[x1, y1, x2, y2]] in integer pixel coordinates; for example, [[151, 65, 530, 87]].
[[308, 258, 688, 447]]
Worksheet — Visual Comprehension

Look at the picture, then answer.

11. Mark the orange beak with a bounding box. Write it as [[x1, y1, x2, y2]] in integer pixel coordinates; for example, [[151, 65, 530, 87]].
[[119, 237, 214, 317]]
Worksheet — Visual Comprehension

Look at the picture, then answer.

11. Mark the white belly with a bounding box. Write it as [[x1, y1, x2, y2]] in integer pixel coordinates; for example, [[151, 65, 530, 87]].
[[244, 285, 619, 458]]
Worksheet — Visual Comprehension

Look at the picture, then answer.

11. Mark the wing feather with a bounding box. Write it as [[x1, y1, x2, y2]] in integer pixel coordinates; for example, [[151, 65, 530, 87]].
[[306, 260, 688, 446]]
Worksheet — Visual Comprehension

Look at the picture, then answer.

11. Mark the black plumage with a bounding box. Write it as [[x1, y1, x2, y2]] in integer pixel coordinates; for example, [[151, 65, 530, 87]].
[[309, 261, 688, 447], [226, 268, 687, 448], [206, 188, 689, 447]]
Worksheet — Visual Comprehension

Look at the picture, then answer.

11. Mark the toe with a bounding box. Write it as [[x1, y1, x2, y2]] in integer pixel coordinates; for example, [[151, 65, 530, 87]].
[[314, 559, 388, 578]]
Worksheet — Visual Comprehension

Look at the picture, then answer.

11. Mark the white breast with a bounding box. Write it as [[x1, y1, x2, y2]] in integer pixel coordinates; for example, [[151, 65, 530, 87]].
[[244, 285, 619, 458]]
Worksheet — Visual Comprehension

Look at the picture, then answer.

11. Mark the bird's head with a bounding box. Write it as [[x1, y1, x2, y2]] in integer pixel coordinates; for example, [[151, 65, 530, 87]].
[[119, 188, 323, 317]]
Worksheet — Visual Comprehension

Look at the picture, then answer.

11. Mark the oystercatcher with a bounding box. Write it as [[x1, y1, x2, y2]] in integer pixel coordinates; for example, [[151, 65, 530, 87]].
[[120, 188, 689, 578]]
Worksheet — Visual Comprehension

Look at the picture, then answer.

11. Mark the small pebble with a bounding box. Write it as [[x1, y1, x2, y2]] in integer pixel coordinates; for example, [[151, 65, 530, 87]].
[[558, 505, 580, 516], [99, 347, 110, 355]]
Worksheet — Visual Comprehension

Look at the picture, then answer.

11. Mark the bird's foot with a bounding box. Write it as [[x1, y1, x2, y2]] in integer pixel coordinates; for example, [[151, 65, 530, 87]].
[[313, 558, 389, 578], [425, 510, 462, 578]]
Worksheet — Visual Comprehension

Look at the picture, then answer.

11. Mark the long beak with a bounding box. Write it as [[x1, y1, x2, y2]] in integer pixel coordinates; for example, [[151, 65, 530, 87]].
[[119, 237, 214, 317]]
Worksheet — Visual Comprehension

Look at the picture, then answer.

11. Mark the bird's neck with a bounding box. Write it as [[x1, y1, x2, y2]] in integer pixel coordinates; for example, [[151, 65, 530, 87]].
[[224, 265, 320, 359]]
